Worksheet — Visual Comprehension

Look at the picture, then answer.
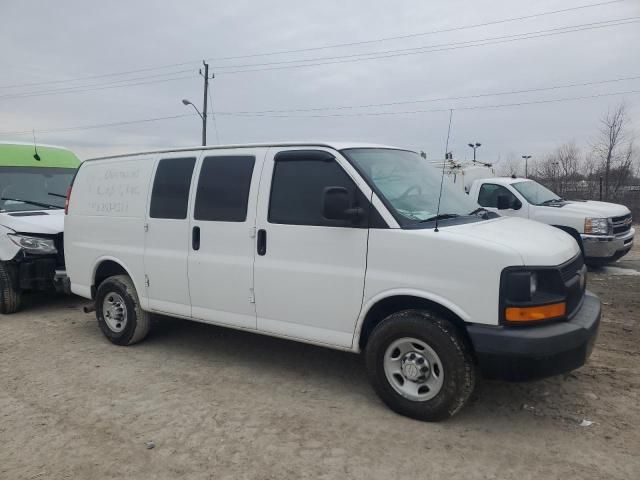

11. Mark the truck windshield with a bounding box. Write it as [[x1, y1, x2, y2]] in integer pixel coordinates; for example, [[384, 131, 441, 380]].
[[343, 148, 480, 225], [512, 180, 562, 205], [0, 166, 76, 212]]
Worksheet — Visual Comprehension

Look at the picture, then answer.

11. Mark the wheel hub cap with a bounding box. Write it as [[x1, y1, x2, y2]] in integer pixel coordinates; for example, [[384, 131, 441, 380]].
[[102, 293, 127, 333], [401, 352, 430, 381], [383, 337, 445, 402]]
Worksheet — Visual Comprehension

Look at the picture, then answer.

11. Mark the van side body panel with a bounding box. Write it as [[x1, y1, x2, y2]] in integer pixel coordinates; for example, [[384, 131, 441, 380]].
[[66, 156, 155, 307]]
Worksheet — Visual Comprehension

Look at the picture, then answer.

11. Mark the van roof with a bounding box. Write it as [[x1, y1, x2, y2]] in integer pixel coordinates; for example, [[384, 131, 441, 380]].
[[85, 141, 406, 161], [0, 142, 81, 168]]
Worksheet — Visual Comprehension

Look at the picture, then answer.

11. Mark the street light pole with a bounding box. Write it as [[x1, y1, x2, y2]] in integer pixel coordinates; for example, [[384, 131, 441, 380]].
[[467, 142, 481, 162], [522, 155, 532, 178]]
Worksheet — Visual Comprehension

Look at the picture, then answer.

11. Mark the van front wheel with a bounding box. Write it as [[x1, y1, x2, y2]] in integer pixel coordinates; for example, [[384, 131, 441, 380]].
[[0, 262, 21, 314], [365, 310, 475, 421], [95, 275, 150, 345]]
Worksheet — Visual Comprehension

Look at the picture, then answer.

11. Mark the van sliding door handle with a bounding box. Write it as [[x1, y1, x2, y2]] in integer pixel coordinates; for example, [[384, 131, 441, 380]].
[[257, 229, 267, 256], [192, 226, 200, 251]]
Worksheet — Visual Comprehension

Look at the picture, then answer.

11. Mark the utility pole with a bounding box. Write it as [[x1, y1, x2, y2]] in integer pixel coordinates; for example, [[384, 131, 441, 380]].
[[181, 61, 215, 146], [200, 61, 214, 146]]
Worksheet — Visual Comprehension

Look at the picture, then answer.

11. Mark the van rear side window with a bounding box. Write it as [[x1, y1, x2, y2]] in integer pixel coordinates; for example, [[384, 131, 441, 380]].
[[194, 156, 255, 222], [150, 157, 196, 219]]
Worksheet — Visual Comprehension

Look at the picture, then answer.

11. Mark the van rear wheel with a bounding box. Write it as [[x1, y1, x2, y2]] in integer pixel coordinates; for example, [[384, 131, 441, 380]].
[[365, 310, 476, 421], [95, 275, 150, 345], [0, 262, 21, 314]]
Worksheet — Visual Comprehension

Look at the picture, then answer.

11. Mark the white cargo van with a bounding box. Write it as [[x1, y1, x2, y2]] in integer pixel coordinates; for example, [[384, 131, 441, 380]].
[[65, 143, 601, 421]]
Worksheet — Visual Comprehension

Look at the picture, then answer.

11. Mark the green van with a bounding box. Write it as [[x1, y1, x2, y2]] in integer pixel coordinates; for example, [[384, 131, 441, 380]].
[[0, 142, 81, 313]]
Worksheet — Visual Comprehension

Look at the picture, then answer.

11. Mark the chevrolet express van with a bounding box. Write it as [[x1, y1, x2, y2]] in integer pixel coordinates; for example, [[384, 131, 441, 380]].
[[65, 143, 601, 421], [0, 142, 80, 313]]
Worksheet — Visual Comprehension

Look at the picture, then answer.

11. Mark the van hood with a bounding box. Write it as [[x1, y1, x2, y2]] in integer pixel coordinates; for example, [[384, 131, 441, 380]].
[[0, 209, 65, 235], [554, 200, 630, 218], [446, 216, 579, 266]]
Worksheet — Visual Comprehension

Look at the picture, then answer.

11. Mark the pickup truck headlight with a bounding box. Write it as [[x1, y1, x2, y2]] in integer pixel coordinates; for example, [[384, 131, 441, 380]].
[[584, 217, 611, 235], [7, 234, 57, 254]]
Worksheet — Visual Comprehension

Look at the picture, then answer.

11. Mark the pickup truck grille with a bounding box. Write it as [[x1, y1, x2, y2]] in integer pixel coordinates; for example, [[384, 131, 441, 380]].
[[612, 213, 632, 236]]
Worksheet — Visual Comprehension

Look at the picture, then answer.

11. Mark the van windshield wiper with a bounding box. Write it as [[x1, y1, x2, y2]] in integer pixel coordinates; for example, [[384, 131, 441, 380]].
[[469, 207, 490, 217], [0, 196, 62, 209], [420, 213, 460, 223]]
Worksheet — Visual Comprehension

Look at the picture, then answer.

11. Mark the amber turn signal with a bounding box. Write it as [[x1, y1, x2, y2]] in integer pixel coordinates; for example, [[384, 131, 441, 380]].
[[505, 302, 566, 323]]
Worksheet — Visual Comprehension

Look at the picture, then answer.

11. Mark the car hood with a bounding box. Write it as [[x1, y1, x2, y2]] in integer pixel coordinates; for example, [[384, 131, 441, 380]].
[[0, 209, 65, 235], [554, 200, 630, 218], [444, 216, 579, 266]]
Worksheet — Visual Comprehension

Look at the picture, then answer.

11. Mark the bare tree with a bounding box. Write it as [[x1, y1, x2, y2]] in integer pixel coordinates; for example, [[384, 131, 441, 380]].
[[533, 143, 581, 196], [592, 103, 635, 200]]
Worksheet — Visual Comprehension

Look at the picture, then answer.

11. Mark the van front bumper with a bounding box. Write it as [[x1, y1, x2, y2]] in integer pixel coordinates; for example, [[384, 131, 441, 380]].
[[466, 291, 601, 381], [581, 227, 634, 261]]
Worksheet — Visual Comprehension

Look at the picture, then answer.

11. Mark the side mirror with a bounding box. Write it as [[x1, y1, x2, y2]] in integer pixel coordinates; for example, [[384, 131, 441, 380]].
[[496, 195, 511, 210], [322, 186, 363, 222], [513, 199, 522, 210]]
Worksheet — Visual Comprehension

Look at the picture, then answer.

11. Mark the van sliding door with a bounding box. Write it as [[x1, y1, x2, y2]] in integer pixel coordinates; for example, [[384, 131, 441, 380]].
[[186, 148, 263, 329]]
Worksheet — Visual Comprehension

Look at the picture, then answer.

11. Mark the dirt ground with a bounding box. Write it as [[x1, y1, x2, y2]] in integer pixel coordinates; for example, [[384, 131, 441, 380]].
[[1, 241, 639, 480]]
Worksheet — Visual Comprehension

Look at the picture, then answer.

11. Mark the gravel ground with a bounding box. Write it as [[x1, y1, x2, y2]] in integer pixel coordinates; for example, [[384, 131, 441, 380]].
[[1, 241, 639, 480]]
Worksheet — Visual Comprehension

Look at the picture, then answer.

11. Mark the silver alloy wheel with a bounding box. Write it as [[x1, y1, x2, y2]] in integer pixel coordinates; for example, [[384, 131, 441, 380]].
[[383, 337, 444, 401], [102, 292, 127, 333]]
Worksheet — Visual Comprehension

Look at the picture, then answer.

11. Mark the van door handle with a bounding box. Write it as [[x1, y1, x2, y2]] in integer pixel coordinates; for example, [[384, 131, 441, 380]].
[[192, 226, 200, 251], [257, 229, 267, 256]]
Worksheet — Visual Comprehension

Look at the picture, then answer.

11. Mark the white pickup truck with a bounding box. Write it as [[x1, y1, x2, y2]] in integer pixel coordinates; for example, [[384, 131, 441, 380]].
[[467, 176, 635, 265]]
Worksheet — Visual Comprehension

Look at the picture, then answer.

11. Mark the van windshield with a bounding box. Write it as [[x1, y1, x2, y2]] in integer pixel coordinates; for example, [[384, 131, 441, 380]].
[[0, 166, 76, 212], [343, 148, 480, 226]]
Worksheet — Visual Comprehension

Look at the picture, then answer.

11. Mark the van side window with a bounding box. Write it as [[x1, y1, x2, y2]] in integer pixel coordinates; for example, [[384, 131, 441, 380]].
[[194, 156, 255, 222], [150, 157, 196, 219], [269, 150, 366, 227], [477, 183, 517, 208]]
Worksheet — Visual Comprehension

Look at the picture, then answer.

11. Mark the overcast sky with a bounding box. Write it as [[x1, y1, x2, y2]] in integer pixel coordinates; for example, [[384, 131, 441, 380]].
[[1, 0, 639, 171]]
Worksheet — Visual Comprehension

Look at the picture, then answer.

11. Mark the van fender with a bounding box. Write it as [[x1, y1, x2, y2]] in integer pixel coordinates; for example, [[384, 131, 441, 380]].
[[352, 288, 471, 352], [91, 256, 148, 309]]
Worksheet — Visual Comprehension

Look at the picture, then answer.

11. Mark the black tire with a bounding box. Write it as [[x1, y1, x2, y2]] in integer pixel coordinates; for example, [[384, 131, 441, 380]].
[[0, 262, 21, 314], [365, 310, 476, 421], [95, 275, 150, 345]]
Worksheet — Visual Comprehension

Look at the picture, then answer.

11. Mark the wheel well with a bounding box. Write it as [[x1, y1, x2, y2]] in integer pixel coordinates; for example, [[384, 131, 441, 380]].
[[93, 260, 129, 297], [358, 295, 471, 351]]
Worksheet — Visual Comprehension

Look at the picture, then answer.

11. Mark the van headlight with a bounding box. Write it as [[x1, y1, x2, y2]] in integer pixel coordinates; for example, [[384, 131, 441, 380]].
[[584, 217, 611, 235], [501, 269, 566, 324], [7, 234, 57, 254]]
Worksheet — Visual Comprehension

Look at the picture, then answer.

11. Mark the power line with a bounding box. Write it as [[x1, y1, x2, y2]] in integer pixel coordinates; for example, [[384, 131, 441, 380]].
[[216, 74, 640, 114], [4, 17, 636, 102], [0, 0, 628, 90], [0, 113, 197, 136], [0, 74, 196, 101], [214, 89, 640, 118], [2, 88, 638, 137], [214, 18, 640, 74], [204, 0, 628, 62]]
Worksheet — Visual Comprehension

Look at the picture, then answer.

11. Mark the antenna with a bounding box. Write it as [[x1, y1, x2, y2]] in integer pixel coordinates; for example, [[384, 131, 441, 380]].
[[32, 129, 41, 161], [434, 109, 454, 233]]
